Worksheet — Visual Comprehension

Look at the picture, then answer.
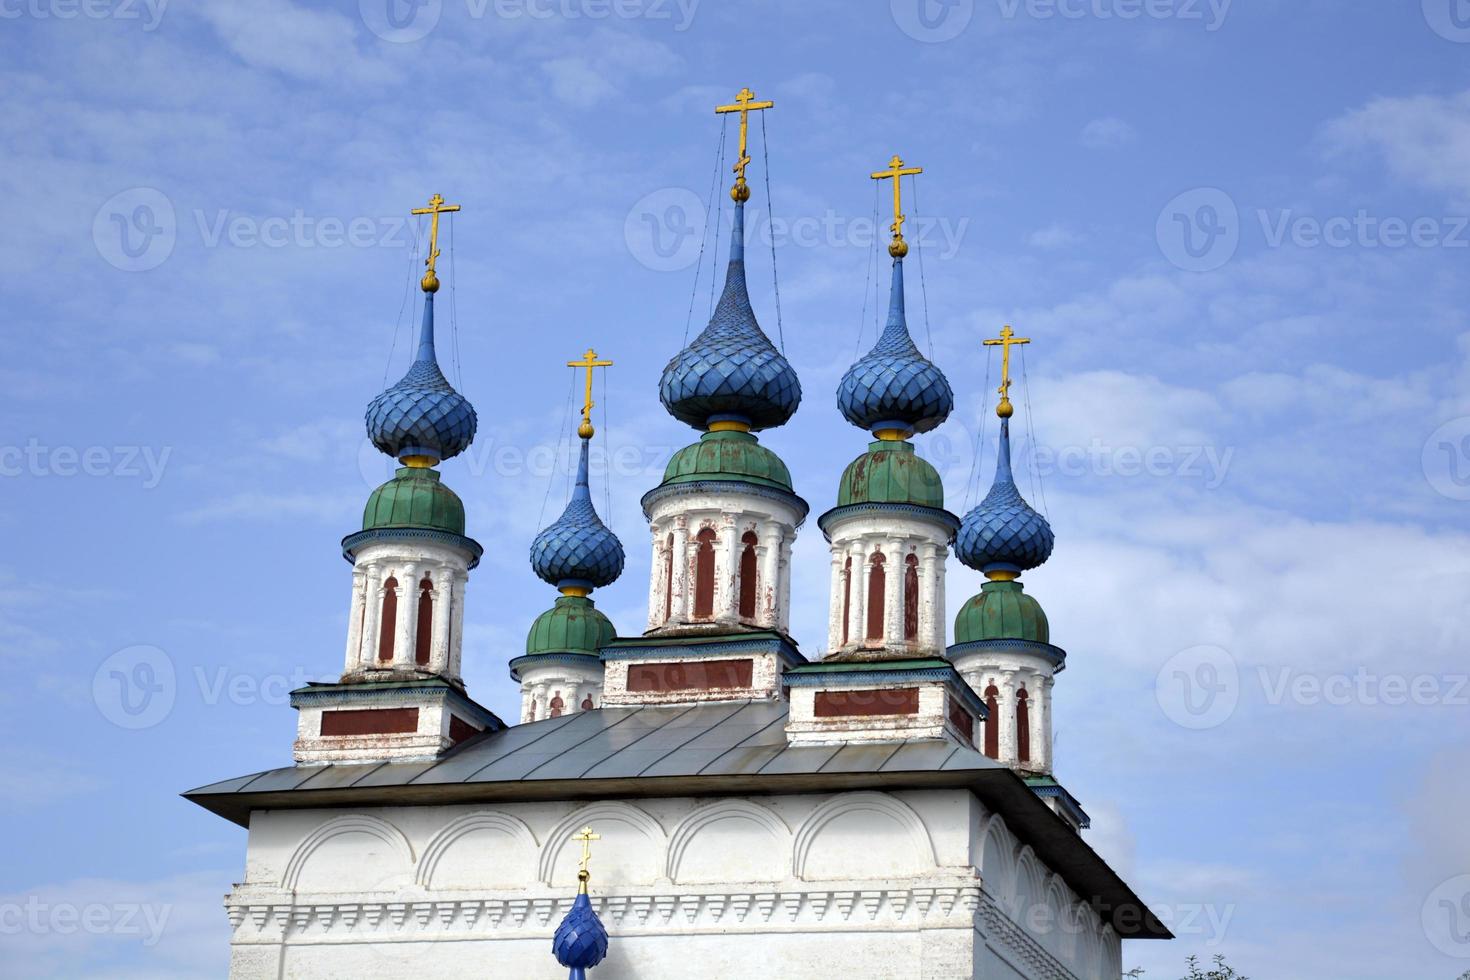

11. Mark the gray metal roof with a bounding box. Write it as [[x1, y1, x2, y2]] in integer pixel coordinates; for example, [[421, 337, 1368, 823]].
[[183, 700, 1169, 939]]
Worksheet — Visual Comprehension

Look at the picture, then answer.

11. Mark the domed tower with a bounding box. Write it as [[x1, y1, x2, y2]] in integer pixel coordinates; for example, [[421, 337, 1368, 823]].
[[950, 325, 1068, 780], [819, 156, 958, 659], [603, 88, 807, 708], [785, 156, 984, 750], [510, 351, 625, 723], [294, 194, 502, 764], [641, 88, 807, 641]]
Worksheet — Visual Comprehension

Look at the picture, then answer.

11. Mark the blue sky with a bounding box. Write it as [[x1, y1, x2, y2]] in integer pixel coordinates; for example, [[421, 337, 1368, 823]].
[[4, 0, 1470, 976]]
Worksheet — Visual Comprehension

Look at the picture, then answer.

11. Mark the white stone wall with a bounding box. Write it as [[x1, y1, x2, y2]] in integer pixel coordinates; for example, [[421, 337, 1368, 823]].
[[644, 489, 803, 635], [601, 650, 785, 706], [222, 788, 1122, 979], [293, 692, 475, 764], [342, 540, 472, 683], [517, 660, 606, 723], [785, 680, 973, 747], [953, 650, 1059, 774], [822, 511, 952, 657]]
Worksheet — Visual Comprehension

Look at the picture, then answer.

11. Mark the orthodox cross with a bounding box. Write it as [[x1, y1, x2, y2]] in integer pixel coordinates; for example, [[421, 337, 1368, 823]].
[[568, 349, 613, 439], [870, 154, 923, 257], [983, 325, 1031, 418], [411, 193, 461, 293], [715, 87, 774, 201], [573, 825, 601, 893]]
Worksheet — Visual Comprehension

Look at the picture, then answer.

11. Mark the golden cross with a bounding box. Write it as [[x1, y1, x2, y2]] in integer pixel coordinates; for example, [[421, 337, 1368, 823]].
[[572, 826, 600, 893], [410, 193, 461, 293], [983, 325, 1031, 419], [567, 349, 613, 439], [714, 87, 774, 201], [871, 155, 924, 258]]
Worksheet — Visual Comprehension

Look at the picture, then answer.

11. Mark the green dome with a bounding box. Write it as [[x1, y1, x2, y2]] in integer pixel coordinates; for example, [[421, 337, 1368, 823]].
[[837, 441, 944, 509], [661, 429, 792, 491], [363, 466, 466, 535], [525, 595, 616, 655], [954, 580, 1049, 644]]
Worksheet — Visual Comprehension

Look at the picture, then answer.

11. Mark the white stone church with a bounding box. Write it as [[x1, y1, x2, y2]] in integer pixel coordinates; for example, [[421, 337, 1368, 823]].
[[186, 94, 1169, 979]]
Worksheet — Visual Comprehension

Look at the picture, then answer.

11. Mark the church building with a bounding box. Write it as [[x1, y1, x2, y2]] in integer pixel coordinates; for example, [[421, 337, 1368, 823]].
[[186, 89, 1169, 979]]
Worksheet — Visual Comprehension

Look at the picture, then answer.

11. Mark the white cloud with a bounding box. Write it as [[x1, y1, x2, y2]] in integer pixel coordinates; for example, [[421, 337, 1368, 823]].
[[190, 0, 388, 84], [1080, 116, 1136, 149], [0, 872, 229, 979], [0, 755, 104, 808], [176, 490, 357, 525], [1324, 89, 1470, 202], [1026, 223, 1084, 249]]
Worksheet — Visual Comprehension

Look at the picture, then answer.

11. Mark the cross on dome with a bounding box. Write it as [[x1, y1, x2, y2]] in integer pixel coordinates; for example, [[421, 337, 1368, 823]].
[[567, 349, 613, 440], [983, 325, 1031, 419], [870, 154, 923, 258], [410, 193, 460, 294], [714, 86, 774, 201]]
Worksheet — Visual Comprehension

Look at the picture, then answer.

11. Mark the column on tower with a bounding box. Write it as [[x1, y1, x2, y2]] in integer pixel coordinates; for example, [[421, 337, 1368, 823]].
[[785, 155, 985, 749], [511, 351, 625, 725], [605, 88, 809, 707], [293, 194, 502, 765], [814, 206, 957, 662], [947, 325, 1090, 830]]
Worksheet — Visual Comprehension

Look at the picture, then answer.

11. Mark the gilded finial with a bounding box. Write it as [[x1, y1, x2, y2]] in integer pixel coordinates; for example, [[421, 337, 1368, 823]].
[[983, 325, 1031, 418], [573, 825, 601, 894], [568, 348, 614, 439], [714, 87, 774, 202], [411, 193, 462, 293], [870, 154, 923, 258]]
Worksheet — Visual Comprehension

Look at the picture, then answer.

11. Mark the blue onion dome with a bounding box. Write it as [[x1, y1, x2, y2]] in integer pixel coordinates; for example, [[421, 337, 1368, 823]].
[[659, 201, 801, 432], [530, 439, 625, 592], [837, 258, 953, 438], [956, 418, 1054, 576], [365, 294, 477, 464], [552, 891, 608, 979]]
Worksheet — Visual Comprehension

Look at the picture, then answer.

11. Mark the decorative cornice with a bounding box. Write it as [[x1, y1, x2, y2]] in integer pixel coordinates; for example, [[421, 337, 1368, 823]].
[[641, 479, 810, 526], [784, 665, 988, 718], [290, 682, 503, 730], [978, 893, 1084, 980], [220, 886, 1086, 979], [507, 652, 603, 682], [224, 881, 983, 938], [816, 502, 959, 542], [948, 638, 1067, 671], [604, 634, 806, 669], [341, 527, 485, 569], [1026, 783, 1092, 830]]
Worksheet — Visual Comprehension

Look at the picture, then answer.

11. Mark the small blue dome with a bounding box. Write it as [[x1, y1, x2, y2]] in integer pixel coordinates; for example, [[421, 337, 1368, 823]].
[[366, 295, 477, 463], [552, 892, 608, 978], [956, 418, 1054, 574], [659, 201, 801, 432], [837, 259, 953, 436], [530, 439, 625, 591]]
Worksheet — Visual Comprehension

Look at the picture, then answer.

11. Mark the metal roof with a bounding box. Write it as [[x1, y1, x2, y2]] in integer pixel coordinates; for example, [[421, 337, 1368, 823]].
[[183, 699, 1169, 939]]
